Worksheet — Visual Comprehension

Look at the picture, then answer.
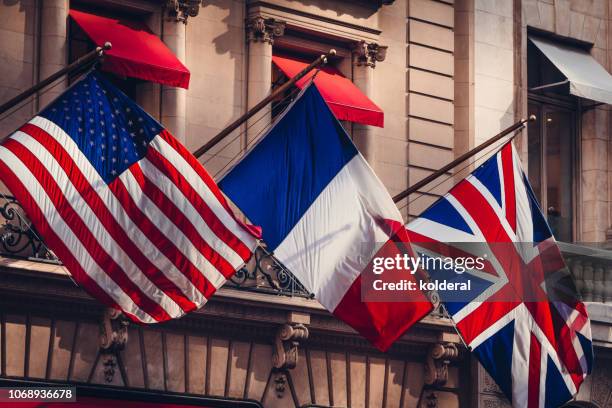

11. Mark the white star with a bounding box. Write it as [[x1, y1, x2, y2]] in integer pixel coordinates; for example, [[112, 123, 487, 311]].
[[126, 108, 131, 112], [128, 120, 133, 126], [89, 129, 94, 134], [112, 158, 116, 163], [89, 141, 94, 146]]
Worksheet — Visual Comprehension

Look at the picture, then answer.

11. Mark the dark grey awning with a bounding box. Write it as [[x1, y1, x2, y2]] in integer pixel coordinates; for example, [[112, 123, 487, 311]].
[[530, 36, 612, 104]]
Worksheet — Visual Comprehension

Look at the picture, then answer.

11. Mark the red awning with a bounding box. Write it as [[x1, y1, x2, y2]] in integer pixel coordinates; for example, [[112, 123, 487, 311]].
[[70, 9, 190, 89], [272, 55, 384, 127]]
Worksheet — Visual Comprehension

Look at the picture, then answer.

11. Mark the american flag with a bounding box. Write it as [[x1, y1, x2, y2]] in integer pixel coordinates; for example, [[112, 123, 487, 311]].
[[407, 142, 592, 407], [0, 71, 259, 323]]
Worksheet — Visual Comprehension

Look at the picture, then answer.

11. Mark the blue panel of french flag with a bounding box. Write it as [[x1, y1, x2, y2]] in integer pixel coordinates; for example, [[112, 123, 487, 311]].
[[220, 84, 431, 351]]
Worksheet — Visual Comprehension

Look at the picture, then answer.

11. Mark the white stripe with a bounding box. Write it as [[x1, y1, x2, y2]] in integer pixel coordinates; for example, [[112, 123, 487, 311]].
[[139, 156, 244, 268], [149, 136, 257, 250], [0, 145, 154, 323], [27, 117, 206, 307], [510, 305, 530, 407], [10, 131, 183, 319], [274, 154, 402, 311], [119, 166, 227, 289]]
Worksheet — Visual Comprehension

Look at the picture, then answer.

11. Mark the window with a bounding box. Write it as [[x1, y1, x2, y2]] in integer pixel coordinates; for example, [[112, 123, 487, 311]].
[[527, 100, 576, 242]]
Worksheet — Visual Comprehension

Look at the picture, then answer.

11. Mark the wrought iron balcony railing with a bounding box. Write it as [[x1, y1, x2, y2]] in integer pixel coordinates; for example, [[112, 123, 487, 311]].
[[0, 194, 312, 297], [2, 194, 611, 304]]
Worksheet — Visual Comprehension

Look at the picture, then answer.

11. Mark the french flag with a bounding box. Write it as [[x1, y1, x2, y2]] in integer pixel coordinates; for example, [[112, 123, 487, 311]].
[[220, 85, 432, 351]]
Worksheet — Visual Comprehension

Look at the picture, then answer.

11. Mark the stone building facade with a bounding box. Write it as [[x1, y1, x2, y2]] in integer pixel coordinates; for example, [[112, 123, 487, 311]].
[[0, 0, 611, 407]]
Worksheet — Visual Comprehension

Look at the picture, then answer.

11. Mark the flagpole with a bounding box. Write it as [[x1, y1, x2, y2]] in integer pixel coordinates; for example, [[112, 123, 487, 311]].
[[392, 115, 536, 203], [192, 49, 337, 159], [0, 42, 112, 117]]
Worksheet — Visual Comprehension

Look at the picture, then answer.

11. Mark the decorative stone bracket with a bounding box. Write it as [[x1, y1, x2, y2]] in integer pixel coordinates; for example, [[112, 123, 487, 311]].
[[271, 315, 309, 400], [246, 16, 286, 44], [99, 308, 129, 383], [352, 40, 388, 68], [272, 323, 309, 370], [165, 0, 202, 23], [424, 342, 459, 386]]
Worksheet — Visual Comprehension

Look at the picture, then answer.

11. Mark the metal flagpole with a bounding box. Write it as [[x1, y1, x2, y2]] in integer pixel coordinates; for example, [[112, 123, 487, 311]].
[[393, 114, 536, 204], [192, 49, 337, 159], [0, 42, 112, 117]]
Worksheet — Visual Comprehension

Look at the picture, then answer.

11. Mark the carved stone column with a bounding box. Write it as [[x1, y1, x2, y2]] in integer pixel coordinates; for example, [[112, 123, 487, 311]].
[[351, 40, 387, 170], [39, 0, 69, 109], [161, 10, 188, 142], [245, 16, 285, 141]]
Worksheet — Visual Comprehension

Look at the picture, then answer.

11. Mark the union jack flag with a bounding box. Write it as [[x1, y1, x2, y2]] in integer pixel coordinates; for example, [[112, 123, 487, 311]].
[[407, 142, 592, 407], [0, 71, 259, 323]]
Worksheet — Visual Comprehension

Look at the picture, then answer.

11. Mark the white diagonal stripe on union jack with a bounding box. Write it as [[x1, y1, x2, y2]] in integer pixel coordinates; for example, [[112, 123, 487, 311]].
[[0, 72, 258, 323]]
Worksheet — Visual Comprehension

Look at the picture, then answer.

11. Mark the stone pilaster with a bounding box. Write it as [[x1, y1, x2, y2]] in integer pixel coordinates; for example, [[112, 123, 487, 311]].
[[161, 18, 187, 142], [351, 40, 386, 169], [39, 0, 69, 109], [245, 16, 285, 141]]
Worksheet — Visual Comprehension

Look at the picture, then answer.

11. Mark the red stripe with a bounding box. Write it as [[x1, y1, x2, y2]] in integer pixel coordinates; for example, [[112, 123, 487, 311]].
[[146, 147, 252, 262], [3, 139, 172, 322], [128, 164, 237, 279], [527, 333, 541, 408], [333, 274, 432, 352], [0, 148, 139, 322], [108, 176, 217, 300], [501, 144, 517, 232], [20, 123, 198, 314], [157, 130, 261, 238], [333, 229, 432, 352]]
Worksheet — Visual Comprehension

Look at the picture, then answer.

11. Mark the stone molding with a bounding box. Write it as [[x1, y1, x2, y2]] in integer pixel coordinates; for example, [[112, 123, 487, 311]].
[[246, 15, 286, 44], [351, 40, 388, 68]]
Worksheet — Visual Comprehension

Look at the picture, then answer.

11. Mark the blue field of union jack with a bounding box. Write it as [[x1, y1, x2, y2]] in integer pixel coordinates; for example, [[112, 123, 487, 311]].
[[407, 142, 593, 408]]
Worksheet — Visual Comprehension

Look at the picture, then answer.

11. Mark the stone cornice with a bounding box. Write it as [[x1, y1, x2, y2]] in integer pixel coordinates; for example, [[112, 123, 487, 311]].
[[0, 260, 462, 357]]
